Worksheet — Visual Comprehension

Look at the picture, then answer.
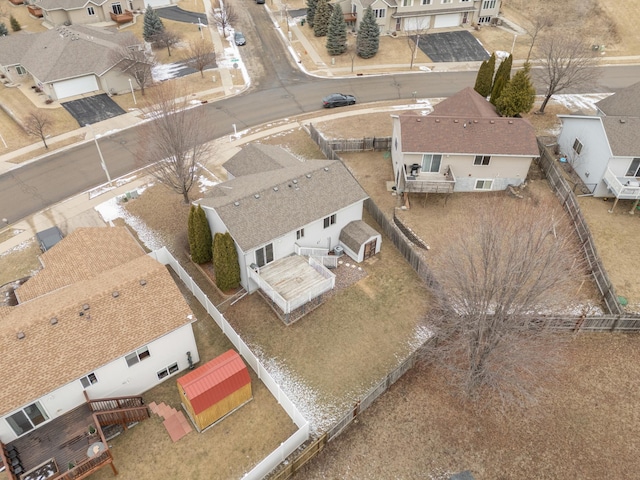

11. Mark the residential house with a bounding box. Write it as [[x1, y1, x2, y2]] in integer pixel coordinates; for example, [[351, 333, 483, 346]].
[[391, 87, 539, 194], [0, 226, 199, 444], [198, 144, 380, 320], [344, 0, 501, 34], [557, 81, 640, 210], [0, 25, 145, 100], [36, 0, 176, 26]]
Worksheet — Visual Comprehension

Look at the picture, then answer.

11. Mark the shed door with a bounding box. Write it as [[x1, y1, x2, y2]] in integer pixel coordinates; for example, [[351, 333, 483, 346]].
[[433, 13, 459, 28], [53, 75, 99, 100], [363, 239, 377, 260]]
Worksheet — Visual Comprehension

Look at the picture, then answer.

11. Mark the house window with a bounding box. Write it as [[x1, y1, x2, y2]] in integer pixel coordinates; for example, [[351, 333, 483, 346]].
[[125, 346, 150, 367], [255, 243, 274, 267], [475, 179, 493, 190], [421, 0, 432, 4], [474, 155, 491, 166], [625, 158, 640, 177], [157, 363, 179, 380], [80, 373, 98, 389], [16, 65, 27, 75], [87, 6, 95, 15], [373, 8, 385, 18], [460, 0, 470, 2], [572, 138, 583, 155], [323, 214, 337, 228], [422, 154, 442, 173], [478, 16, 491, 23], [6, 402, 49, 437], [482, 0, 496, 8], [111, 2, 123, 14], [441, 0, 452, 3], [402, 0, 412, 6], [296, 228, 305, 240]]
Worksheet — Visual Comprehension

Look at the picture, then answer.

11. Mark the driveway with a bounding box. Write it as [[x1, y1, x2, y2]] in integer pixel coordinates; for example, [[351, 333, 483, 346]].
[[156, 6, 208, 24], [416, 30, 490, 63], [62, 94, 126, 127]]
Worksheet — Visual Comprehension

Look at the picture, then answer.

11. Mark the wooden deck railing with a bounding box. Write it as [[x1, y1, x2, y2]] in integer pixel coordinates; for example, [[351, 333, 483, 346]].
[[0, 440, 18, 480], [56, 450, 116, 480], [110, 10, 134, 23], [92, 406, 150, 429], [85, 392, 145, 412]]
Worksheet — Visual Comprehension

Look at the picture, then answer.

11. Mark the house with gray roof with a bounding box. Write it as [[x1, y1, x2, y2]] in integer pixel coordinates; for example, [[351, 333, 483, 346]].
[[557, 81, 640, 211], [198, 144, 379, 322], [343, 0, 500, 34], [0, 227, 199, 444], [36, 0, 175, 27], [391, 87, 539, 196], [0, 25, 145, 100]]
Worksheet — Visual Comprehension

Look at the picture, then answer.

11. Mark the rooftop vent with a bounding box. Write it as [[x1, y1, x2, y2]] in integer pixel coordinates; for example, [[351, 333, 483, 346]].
[[50, 317, 58, 325], [140, 279, 147, 286], [620, 118, 626, 124], [83, 304, 90, 311], [306, 174, 311, 178], [234, 201, 240, 206], [254, 194, 260, 199], [112, 291, 120, 298], [490, 120, 495, 124], [473, 120, 478, 123], [293, 179, 298, 184], [508, 120, 513, 124], [17, 332, 25, 340], [416, 118, 421, 122], [435, 119, 440, 123], [324, 167, 329, 172], [273, 187, 279, 191], [454, 119, 459, 123]]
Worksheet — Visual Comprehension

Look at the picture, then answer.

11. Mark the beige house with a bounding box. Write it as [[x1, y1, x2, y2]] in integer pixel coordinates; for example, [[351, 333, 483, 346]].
[[343, 0, 501, 34], [391, 87, 539, 194], [0, 25, 146, 100], [36, 0, 176, 26]]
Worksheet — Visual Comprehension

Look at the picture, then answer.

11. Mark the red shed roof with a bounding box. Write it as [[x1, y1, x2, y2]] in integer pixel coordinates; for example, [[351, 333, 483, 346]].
[[178, 350, 250, 415]]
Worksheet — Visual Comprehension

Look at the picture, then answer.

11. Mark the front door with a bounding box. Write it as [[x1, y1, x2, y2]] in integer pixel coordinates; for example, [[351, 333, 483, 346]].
[[363, 239, 377, 260], [462, 12, 468, 24]]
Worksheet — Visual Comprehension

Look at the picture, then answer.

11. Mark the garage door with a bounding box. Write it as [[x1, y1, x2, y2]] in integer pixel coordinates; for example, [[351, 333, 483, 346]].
[[144, 0, 170, 7], [433, 13, 460, 28], [403, 16, 430, 32], [53, 75, 99, 100]]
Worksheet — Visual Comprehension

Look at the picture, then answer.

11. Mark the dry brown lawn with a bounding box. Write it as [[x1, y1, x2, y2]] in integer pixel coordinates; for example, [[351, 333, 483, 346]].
[[0, 4, 47, 33], [0, 235, 41, 286]]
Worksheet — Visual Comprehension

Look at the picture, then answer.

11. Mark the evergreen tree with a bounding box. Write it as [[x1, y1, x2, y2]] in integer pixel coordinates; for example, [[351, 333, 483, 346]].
[[473, 52, 495, 98], [356, 6, 379, 59], [306, 0, 318, 28], [496, 63, 536, 117], [191, 205, 212, 264], [0, 23, 8, 37], [188, 205, 196, 258], [143, 6, 164, 42], [490, 54, 512, 105], [9, 15, 21, 32], [213, 232, 240, 291], [326, 4, 347, 55], [313, 0, 330, 37]]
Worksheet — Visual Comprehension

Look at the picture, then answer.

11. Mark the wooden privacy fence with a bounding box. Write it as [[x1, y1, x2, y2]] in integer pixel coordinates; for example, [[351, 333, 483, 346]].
[[537, 139, 623, 316], [307, 123, 391, 157]]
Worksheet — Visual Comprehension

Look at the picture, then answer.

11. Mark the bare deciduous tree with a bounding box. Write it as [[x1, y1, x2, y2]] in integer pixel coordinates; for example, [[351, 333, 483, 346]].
[[405, 21, 429, 70], [151, 29, 182, 57], [536, 33, 599, 113], [210, 0, 237, 38], [137, 83, 212, 203], [24, 110, 52, 149], [111, 41, 155, 96], [525, 7, 554, 63], [421, 200, 585, 408], [185, 39, 216, 78]]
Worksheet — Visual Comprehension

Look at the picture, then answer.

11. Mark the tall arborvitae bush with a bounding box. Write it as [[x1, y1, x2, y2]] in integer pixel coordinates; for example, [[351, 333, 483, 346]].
[[213, 232, 240, 291], [474, 52, 495, 98], [496, 62, 536, 117]]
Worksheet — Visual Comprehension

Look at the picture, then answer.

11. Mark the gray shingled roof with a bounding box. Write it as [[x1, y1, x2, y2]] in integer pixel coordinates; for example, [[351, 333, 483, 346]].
[[37, 0, 108, 11], [339, 220, 379, 254], [0, 25, 139, 83], [595, 82, 640, 117], [432, 87, 500, 118], [602, 116, 640, 157], [223, 143, 303, 178], [199, 150, 368, 252]]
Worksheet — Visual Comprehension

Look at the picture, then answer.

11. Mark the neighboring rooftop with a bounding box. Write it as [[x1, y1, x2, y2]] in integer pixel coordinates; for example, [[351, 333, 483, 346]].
[[601, 116, 640, 157], [595, 81, 640, 117], [222, 143, 303, 178], [37, 0, 109, 10]]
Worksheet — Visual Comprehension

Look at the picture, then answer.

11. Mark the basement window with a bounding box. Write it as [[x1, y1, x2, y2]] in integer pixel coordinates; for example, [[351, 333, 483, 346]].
[[157, 363, 179, 380], [126, 346, 150, 367]]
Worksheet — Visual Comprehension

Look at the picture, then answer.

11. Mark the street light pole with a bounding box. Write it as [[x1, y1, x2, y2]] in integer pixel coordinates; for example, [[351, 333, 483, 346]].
[[86, 123, 112, 187], [128, 78, 137, 105], [511, 33, 517, 54]]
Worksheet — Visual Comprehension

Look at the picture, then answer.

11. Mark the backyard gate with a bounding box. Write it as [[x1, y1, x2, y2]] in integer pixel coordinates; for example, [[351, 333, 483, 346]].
[[178, 349, 252, 432]]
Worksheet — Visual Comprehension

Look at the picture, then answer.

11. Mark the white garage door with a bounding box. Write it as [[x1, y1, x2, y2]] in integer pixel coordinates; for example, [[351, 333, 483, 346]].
[[53, 75, 99, 100], [433, 13, 460, 28], [403, 16, 430, 32], [144, 0, 170, 7]]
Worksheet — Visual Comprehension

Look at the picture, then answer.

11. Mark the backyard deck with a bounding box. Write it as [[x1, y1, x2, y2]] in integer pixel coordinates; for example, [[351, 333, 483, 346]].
[[259, 255, 333, 301]]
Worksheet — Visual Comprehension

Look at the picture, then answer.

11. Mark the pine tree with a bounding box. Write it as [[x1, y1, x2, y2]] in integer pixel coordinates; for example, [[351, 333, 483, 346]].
[[496, 63, 536, 117], [143, 6, 164, 42], [188, 205, 196, 258], [192, 205, 212, 264], [313, 0, 330, 37], [356, 6, 379, 59], [473, 52, 495, 98], [306, 0, 318, 28], [213, 232, 240, 291], [9, 15, 21, 32], [326, 4, 347, 55], [0, 23, 8, 37], [490, 54, 512, 105]]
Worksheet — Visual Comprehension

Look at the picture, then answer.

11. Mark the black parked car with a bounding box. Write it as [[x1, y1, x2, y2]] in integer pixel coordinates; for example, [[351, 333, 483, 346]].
[[234, 32, 246, 46], [322, 93, 356, 108]]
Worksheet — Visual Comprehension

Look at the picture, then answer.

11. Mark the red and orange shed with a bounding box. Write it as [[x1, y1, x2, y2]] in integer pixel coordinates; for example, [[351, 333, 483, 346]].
[[178, 349, 252, 431]]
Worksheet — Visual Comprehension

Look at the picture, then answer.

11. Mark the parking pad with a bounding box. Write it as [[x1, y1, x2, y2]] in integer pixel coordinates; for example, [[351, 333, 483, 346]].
[[62, 94, 126, 127], [416, 30, 490, 63]]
